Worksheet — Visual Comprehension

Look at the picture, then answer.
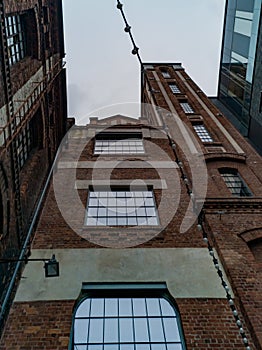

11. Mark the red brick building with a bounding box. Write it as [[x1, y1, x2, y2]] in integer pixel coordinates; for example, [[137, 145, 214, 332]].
[[0, 0, 67, 332], [0, 63, 262, 350]]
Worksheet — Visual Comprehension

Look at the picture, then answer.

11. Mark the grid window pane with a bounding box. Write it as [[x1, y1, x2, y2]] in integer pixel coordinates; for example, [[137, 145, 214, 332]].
[[180, 102, 194, 114], [85, 190, 159, 226], [220, 170, 252, 197], [5, 15, 25, 66], [15, 123, 33, 170], [73, 297, 184, 349], [169, 84, 181, 94], [193, 124, 213, 143], [94, 139, 144, 154]]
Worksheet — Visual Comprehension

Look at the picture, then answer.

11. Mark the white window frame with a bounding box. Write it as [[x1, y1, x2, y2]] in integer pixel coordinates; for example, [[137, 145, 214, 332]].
[[85, 188, 159, 226], [169, 84, 181, 94], [180, 102, 194, 114], [94, 133, 144, 155], [193, 124, 213, 143]]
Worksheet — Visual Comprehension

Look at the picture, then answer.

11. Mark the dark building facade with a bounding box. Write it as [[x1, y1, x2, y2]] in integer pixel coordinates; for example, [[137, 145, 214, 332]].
[[0, 0, 67, 331], [217, 0, 262, 153], [0, 63, 261, 349]]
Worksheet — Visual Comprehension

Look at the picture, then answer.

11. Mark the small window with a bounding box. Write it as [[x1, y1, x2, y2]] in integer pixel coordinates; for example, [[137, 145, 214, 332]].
[[220, 169, 252, 197], [169, 84, 181, 94], [71, 283, 186, 350], [5, 15, 25, 66], [85, 189, 159, 226], [162, 70, 171, 78], [180, 102, 194, 114], [193, 124, 213, 143], [94, 133, 144, 155]]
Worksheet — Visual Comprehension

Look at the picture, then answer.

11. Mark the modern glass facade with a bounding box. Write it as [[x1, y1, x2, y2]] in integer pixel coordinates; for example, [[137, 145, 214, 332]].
[[218, 0, 262, 151]]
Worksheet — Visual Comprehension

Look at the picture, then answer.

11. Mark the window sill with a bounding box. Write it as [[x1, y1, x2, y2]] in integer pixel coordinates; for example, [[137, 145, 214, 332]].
[[92, 153, 149, 158], [81, 225, 162, 231]]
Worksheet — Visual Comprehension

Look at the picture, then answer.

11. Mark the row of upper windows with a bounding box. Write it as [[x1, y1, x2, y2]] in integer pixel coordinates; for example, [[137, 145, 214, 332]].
[[91, 133, 252, 197], [161, 73, 217, 144], [84, 169, 252, 228], [160, 72, 200, 120], [93, 124, 213, 158]]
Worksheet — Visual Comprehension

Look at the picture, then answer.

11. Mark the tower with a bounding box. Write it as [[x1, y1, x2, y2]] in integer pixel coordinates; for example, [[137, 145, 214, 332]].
[[215, 0, 262, 154], [0, 63, 261, 349], [0, 0, 67, 330]]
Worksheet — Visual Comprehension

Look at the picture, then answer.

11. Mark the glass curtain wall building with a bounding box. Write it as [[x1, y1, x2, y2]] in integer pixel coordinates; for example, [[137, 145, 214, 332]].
[[218, 0, 262, 153]]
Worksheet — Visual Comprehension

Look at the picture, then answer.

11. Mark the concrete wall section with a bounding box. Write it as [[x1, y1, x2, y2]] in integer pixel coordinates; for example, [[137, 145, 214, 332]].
[[15, 248, 232, 302]]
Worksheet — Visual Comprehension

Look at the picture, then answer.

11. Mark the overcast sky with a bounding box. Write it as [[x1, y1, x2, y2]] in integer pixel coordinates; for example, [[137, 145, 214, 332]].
[[62, 0, 226, 124]]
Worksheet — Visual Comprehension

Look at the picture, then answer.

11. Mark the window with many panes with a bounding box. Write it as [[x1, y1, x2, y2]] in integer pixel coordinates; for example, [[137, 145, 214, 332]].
[[169, 84, 181, 94], [85, 189, 159, 226], [180, 102, 194, 114], [193, 124, 213, 143], [71, 283, 186, 350], [16, 123, 33, 169], [220, 169, 252, 197], [5, 15, 25, 66], [94, 133, 144, 155]]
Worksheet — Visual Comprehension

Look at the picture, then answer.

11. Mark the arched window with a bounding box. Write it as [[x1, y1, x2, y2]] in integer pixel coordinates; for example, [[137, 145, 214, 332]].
[[71, 283, 186, 350], [219, 168, 252, 197], [248, 238, 262, 268]]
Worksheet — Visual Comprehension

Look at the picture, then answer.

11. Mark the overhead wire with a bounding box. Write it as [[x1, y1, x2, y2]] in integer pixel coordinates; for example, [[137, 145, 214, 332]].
[[116, 1, 252, 348]]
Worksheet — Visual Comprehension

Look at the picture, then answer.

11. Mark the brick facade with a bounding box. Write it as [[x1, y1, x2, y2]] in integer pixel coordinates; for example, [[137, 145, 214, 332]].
[[0, 0, 67, 334], [1, 63, 262, 350]]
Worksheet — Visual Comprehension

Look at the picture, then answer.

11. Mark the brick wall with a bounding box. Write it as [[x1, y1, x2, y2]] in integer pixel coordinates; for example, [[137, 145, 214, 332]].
[[0, 299, 255, 350]]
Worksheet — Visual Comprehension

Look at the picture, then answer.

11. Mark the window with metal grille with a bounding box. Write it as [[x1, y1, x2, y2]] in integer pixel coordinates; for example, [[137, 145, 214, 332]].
[[94, 133, 144, 155], [220, 169, 252, 197], [15, 124, 33, 169], [193, 124, 213, 143], [180, 102, 194, 114], [5, 15, 25, 66], [72, 284, 186, 350], [162, 71, 171, 78], [169, 84, 181, 94], [85, 189, 159, 226]]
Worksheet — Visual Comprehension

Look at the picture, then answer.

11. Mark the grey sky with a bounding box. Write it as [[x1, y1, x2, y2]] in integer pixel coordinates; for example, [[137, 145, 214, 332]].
[[63, 0, 226, 123]]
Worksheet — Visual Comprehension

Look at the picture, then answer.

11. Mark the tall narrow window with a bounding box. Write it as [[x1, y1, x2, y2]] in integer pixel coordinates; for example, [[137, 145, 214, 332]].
[[180, 102, 194, 114], [193, 124, 213, 143], [94, 133, 144, 155], [85, 189, 159, 226], [5, 15, 25, 66], [16, 123, 33, 169], [71, 283, 186, 350], [169, 84, 181, 94], [220, 169, 252, 197]]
